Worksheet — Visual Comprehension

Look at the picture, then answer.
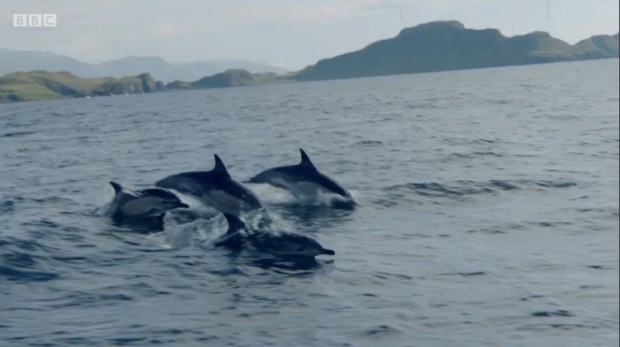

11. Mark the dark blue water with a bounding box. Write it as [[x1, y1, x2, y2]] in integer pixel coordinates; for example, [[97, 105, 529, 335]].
[[1, 59, 618, 347]]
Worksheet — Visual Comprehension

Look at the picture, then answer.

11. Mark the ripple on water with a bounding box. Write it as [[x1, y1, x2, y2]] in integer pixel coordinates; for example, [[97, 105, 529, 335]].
[[1, 131, 37, 138], [0, 239, 61, 282], [0, 265, 59, 282], [384, 179, 577, 199], [0, 237, 57, 252], [531, 310, 574, 317], [360, 324, 402, 338], [0, 200, 16, 214]]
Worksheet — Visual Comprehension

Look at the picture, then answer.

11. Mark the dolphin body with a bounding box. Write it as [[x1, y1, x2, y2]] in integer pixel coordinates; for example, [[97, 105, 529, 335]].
[[156, 155, 263, 216], [215, 213, 335, 258], [249, 149, 354, 202], [107, 181, 188, 232]]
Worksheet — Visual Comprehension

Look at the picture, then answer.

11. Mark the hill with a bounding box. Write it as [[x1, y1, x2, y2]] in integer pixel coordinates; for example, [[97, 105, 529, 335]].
[[0, 71, 161, 102], [0, 48, 289, 82], [166, 69, 290, 90], [294, 21, 619, 81]]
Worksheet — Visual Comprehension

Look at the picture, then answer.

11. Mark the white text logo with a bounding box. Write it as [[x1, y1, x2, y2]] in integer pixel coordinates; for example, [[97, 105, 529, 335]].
[[13, 14, 57, 27]]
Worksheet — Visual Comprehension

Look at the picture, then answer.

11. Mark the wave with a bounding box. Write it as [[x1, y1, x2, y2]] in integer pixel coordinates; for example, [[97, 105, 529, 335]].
[[1, 131, 37, 138], [0, 265, 59, 282], [385, 179, 577, 198], [0, 238, 60, 282]]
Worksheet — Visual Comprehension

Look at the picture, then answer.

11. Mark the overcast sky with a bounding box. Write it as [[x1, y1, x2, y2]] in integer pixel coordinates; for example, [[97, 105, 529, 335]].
[[1, 0, 618, 69]]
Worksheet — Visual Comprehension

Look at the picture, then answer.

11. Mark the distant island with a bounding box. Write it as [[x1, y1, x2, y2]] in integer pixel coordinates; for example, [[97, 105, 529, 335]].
[[0, 69, 294, 102], [165, 69, 292, 90], [1, 21, 617, 103], [294, 21, 619, 80]]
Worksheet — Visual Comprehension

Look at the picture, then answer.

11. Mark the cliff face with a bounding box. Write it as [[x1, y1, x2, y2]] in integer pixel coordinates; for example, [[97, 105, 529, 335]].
[[294, 21, 619, 81], [94, 73, 159, 95], [573, 35, 620, 59]]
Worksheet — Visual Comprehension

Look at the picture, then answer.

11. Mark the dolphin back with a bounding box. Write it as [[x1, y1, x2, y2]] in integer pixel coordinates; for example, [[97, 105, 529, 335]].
[[157, 171, 262, 213], [248, 167, 290, 186], [156, 172, 210, 196]]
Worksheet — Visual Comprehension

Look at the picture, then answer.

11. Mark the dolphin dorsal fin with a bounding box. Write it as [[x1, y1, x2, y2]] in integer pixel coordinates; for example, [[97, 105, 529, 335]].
[[299, 148, 316, 170], [213, 154, 231, 178], [223, 213, 245, 234], [109, 181, 123, 194]]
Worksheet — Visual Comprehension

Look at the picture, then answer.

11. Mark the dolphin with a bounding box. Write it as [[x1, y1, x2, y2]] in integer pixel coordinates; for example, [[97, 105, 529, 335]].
[[215, 213, 335, 258], [155, 154, 263, 216], [249, 148, 354, 202], [107, 181, 189, 231]]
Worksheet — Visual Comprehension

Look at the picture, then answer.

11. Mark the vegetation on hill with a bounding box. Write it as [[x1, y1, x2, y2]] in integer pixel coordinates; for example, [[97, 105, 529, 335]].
[[0, 71, 161, 102], [166, 69, 290, 90]]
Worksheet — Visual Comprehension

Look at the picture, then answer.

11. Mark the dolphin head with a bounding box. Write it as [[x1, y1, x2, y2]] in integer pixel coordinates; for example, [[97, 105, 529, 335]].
[[137, 188, 190, 212], [110, 182, 188, 218]]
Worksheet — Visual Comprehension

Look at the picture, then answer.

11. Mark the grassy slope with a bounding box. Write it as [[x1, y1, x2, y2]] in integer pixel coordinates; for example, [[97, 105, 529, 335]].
[[0, 71, 147, 102]]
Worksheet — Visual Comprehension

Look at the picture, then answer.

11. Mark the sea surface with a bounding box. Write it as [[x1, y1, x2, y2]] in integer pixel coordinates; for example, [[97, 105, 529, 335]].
[[0, 59, 618, 347]]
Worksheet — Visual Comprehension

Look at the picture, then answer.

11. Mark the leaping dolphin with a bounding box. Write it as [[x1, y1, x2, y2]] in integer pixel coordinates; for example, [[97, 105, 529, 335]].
[[249, 148, 354, 202], [106, 181, 189, 231], [156, 154, 263, 216], [214, 213, 335, 258]]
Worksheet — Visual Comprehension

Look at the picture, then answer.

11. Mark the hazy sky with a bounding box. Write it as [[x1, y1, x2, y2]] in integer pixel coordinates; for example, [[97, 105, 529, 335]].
[[1, 0, 618, 69]]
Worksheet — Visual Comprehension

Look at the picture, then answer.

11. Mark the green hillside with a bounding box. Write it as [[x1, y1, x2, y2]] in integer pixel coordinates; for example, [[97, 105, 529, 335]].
[[0, 71, 160, 102]]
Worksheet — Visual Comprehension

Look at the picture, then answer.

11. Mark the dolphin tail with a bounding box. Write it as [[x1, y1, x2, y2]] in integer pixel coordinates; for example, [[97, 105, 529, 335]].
[[109, 181, 123, 194]]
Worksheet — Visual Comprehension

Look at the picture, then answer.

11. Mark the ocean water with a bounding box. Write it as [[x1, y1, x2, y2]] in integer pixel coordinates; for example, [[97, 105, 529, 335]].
[[0, 59, 618, 347]]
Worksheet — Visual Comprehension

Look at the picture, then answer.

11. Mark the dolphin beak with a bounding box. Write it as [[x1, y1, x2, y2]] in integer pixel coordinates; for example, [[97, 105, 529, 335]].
[[320, 248, 335, 256], [176, 202, 190, 209]]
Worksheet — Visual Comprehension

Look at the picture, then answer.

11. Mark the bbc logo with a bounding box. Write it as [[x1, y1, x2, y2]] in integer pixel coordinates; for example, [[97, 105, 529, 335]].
[[13, 14, 57, 27]]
